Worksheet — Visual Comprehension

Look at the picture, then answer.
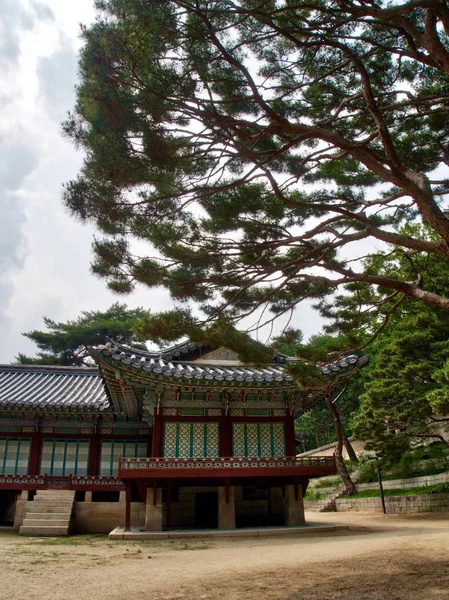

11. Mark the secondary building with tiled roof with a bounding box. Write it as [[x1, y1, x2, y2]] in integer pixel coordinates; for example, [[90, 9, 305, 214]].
[[0, 365, 110, 412]]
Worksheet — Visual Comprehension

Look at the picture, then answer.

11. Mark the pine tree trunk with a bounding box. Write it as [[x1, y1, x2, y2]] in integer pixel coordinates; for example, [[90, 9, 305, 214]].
[[326, 390, 357, 496], [342, 435, 359, 464], [334, 435, 357, 495]]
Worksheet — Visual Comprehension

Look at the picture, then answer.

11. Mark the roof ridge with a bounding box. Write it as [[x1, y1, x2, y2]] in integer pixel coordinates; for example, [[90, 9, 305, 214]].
[[0, 364, 99, 375], [103, 336, 209, 360]]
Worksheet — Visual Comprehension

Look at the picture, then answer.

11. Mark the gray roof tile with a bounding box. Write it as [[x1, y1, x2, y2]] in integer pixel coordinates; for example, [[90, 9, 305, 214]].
[[98, 340, 368, 385], [99, 341, 295, 384], [0, 365, 110, 412]]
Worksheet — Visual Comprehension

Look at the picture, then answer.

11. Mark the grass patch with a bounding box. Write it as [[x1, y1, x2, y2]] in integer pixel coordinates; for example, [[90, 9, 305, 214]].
[[311, 477, 341, 489], [341, 482, 449, 499], [304, 490, 327, 501]]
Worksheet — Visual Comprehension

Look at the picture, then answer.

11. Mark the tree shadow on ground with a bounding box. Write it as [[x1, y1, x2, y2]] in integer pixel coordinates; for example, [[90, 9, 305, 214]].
[[157, 553, 449, 600]]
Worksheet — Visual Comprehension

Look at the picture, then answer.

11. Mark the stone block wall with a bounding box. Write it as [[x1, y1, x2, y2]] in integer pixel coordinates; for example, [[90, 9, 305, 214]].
[[335, 492, 449, 514], [12, 484, 296, 532], [74, 499, 145, 533], [164, 485, 272, 528], [164, 485, 218, 528], [13, 491, 31, 531], [356, 471, 449, 492], [235, 489, 269, 526]]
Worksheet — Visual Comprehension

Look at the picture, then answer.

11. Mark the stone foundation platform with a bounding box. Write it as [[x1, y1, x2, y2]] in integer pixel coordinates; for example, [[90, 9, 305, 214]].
[[109, 522, 348, 540]]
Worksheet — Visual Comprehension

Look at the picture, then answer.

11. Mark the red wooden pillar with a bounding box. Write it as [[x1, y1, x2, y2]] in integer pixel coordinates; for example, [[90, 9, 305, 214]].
[[88, 435, 100, 476], [284, 416, 297, 456], [28, 432, 43, 475], [125, 479, 131, 531], [219, 416, 232, 457], [151, 414, 163, 457]]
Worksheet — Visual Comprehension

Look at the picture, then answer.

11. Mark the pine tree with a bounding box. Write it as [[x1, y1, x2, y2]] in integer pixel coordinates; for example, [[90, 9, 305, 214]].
[[16, 303, 149, 366], [62, 0, 449, 338]]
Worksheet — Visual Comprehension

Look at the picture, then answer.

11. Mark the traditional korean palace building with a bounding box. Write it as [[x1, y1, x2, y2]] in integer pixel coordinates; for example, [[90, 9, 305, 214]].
[[0, 340, 363, 535]]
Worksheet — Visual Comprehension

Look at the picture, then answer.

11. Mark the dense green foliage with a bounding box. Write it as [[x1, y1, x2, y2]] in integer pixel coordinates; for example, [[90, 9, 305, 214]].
[[295, 404, 336, 451], [357, 443, 449, 483], [272, 328, 363, 451], [348, 248, 449, 456], [64, 0, 449, 342], [16, 303, 149, 366]]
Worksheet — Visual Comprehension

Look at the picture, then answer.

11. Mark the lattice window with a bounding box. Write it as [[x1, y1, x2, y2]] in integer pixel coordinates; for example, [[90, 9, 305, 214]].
[[100, 440, 148, 476], [40, 440, 90, 476], [0, 438, 31, 474], [163, 422, 219, 457], [232, 422, 285, 457]]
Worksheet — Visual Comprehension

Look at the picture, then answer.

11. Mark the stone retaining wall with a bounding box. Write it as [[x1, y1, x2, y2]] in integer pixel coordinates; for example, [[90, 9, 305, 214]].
[[11, 484, 301, 532], [335, 492, 449, 514], [74, 499, 145, 533], [357, 471, 449, 492]]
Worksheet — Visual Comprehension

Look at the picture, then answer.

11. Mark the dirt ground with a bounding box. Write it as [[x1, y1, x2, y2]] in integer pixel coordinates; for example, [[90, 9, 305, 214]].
[[2, 512, 449, 600]]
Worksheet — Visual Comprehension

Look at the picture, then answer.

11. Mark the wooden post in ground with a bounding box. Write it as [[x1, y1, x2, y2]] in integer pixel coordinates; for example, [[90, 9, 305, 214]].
[[125, 480, 131, 531]]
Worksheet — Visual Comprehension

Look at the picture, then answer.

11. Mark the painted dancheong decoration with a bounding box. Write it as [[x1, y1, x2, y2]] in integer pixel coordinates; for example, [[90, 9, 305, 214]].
[[0, 339, 366, 534]]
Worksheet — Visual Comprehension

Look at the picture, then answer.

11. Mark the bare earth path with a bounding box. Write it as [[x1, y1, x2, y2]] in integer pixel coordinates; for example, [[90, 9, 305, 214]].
[[2, 512, 449, 600]]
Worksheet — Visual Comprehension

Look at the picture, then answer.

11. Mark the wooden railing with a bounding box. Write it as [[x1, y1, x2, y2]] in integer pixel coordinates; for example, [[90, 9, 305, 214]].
[[119, 455, 335, 471], [0, 473, 124, 490]]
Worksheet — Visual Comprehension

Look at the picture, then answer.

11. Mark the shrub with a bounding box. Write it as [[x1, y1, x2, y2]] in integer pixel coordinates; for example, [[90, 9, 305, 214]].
[[357, 460, 378, 483], [430, 482, 449, 494], [311, 477, 341, 489], [304, 490, 327, 501]]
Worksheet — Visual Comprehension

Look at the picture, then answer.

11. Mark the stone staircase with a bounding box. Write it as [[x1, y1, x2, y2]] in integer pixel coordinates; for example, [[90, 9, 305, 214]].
[[305, 484, 346, 512], [20, 490, 75, 536], [305, 471, 360, 513]]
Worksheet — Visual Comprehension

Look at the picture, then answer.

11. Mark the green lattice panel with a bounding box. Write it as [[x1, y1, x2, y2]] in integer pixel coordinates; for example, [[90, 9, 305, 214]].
[[246, 423, 259, 456], [272, 422, 285, 456], [232, 423, 246, 457], [178, 423, 191, 458], [0, 438, 31, 474], [192, 422, 204, 457], [206, 422, 219, 456], [258, 423, 271, 456], [100, 440, 148, 476], [163, 422, 177, 457], [163, 422, 219, 457], [232, 422, 286, 457]]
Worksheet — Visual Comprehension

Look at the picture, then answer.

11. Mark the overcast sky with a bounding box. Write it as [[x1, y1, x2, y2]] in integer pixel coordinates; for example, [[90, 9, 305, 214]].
[[0, 0, 324, 363]]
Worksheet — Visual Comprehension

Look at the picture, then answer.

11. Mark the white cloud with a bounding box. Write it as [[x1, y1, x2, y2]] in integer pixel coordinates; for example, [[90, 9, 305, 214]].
[[37, 34, 78, 121], [0, 0, 324, 364]]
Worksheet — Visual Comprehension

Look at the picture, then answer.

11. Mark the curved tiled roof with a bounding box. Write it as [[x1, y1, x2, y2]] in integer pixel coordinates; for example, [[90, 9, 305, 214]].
[[319, 354, 369, 375], [98, 341, 296, 384], [0, 365, 110, 412], [97, 340, 368, 385], [158, 340, 212, 361]]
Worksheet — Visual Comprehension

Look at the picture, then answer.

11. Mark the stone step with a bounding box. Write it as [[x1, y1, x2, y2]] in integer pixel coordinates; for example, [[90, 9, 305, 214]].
[[23, 518, 71, 527], [20, 525, 69, 536], [26, 505, 73, 514], [34, 494, 74, 502], [24, 512, 72, 519], [33, 499, 74, 505], [21, 489, 75, 536], [37, 489, 74, 493]]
